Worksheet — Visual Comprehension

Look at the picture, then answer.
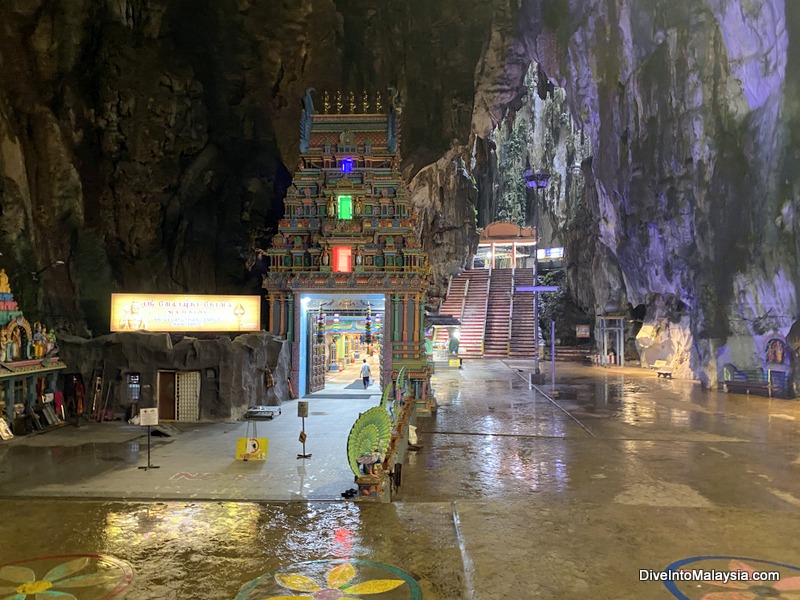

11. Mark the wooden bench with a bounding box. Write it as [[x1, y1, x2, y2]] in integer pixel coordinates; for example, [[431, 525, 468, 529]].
[[650, 359, 673, 378], [725, 380, 772, 397]]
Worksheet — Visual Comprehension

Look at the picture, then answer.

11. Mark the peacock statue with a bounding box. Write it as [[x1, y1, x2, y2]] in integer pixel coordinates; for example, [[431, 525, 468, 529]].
[[347, 406, 392, 477], [380, 379, 395, 422], [396, 366, 407, 397]]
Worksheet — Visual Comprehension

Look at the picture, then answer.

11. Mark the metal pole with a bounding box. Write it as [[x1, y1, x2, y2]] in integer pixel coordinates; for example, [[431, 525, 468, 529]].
[[297, 415, 312, 459], [525, 166, 549, 377], [533, 188, 540, 375], [138, 425, 160, 470], [551, 320, 555, 391]]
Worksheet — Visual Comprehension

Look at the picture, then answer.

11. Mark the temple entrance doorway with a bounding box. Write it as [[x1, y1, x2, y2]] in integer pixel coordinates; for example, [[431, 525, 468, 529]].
[[157, 370, 202, 421], [298, 293, 385, 399], [157, 371, 176, 420]]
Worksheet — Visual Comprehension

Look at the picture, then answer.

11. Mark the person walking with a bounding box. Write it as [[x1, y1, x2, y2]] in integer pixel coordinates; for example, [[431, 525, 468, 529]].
[[360, 359, 371, 389]]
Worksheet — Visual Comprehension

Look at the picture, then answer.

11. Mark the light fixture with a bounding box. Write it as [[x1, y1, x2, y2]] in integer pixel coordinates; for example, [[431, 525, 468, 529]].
[[523, 169, 551, 188], [364, 302, 372, 344], [31, 260, 65, 281]]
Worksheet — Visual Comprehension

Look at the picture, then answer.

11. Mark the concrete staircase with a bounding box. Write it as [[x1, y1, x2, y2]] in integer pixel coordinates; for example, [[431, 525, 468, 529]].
[[439, 274, 468, 319], [435, 268, 547, 358], [483, 268, 513, 357], [510, 268, 537, 357], [433, 326, 450, 347], [458, 270, 490, 357], [436, 273, 468, 346]]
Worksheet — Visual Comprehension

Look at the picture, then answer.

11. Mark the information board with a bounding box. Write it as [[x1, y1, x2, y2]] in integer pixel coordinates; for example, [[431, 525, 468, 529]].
[[139, 407, 158, 426], [111, 293, 261, 332]]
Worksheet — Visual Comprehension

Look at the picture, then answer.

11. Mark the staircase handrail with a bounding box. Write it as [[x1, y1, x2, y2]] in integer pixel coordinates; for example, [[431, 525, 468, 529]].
[[507, 269, 515, 355], [479, 273, 490, 356], [460, 278, 469, 322]]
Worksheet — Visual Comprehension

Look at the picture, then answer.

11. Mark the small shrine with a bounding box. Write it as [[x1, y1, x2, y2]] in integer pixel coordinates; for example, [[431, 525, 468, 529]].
[[260, 87, 434, 416], [0, 269, 67, 437]]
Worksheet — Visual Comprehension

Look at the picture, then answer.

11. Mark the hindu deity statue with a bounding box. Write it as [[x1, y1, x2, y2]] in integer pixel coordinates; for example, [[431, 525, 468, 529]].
[[46, 330, 58, 355], [10, 327, 21, 361], [33, 323, 46, 358], [0, 329, 9, 361]]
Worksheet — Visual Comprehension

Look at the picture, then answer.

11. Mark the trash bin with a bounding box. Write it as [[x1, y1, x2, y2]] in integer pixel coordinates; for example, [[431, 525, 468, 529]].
[[530, 372, 545, 385]]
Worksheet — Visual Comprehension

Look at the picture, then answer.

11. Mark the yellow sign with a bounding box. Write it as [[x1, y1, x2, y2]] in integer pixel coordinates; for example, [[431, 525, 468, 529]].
[[449, 359, 462, 367], [110, 294, 261, 332], [236, 437, 268, 461]]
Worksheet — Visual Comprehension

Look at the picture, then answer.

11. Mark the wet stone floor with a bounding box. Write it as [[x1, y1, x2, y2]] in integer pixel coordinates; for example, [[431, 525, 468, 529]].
[[2, 360, 800, 599]]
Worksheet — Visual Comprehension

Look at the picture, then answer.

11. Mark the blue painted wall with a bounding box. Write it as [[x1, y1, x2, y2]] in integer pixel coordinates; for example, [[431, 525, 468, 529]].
[[299, 298, 309, 398], [297, 293, 385, 398]]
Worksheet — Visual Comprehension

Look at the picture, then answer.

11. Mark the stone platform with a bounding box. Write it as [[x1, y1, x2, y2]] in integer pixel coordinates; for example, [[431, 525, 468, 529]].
[[1, 359, 799, 599]]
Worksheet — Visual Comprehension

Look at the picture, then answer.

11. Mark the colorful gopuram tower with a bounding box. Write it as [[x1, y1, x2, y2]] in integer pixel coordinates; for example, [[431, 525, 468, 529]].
[[261, 88, 434, 413]]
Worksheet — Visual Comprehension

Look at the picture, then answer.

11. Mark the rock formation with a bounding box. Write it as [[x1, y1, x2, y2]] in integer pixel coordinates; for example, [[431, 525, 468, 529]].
[[58, 331, 290, 418], [1, 0, 798, 388], [472, 0, 800, 387]]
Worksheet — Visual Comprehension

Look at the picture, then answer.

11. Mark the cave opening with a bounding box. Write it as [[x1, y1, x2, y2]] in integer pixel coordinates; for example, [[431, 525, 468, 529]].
[[632, 304, 647, 321], [479, 62, 592, 260]]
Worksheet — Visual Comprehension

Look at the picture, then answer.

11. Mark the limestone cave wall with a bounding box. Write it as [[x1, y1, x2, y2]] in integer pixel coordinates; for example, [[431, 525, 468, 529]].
[[472, 0, 800, 386], [0, 0, 493, 334], [1, 0, 799, 388]]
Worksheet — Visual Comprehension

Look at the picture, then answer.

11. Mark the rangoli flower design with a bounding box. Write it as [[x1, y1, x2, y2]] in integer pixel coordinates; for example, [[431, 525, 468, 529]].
[[0, 555, 132, 600], [693, 559, 800, 599], [266, 562, 405, 600], [664, 556, 800, 600]]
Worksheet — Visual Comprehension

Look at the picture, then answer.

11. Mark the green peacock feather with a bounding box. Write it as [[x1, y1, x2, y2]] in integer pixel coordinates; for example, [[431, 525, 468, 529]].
[[380, 379, 392, 410], [396, 366, 407, 390], [347, 406, 392, 477]]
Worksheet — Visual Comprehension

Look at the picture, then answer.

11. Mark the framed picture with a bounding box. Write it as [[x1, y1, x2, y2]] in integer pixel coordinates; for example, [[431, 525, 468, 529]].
[[0, 418, 13, 440]]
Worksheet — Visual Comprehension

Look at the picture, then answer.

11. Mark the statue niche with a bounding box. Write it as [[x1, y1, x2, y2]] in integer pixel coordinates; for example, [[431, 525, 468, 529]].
[[765, 338, 790, 365]]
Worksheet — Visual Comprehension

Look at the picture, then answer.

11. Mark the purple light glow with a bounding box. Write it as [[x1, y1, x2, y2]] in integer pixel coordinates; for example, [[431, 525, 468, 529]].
[[523, 169, 550, 188]]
